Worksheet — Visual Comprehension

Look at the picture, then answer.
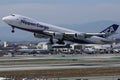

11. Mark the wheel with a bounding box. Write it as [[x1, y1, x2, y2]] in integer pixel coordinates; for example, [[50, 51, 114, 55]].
[[11, 27, 15, 33], [11, 29, 15, 33], [56, 39, 65, 44]]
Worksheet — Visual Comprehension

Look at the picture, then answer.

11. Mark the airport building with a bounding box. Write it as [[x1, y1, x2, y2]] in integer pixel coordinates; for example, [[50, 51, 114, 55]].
[[1, 40, 120, 55]]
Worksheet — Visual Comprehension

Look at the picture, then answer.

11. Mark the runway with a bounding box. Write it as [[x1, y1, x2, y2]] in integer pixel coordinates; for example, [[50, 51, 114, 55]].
[[0, 63, 120, 71], [0, 54, 120, 71]]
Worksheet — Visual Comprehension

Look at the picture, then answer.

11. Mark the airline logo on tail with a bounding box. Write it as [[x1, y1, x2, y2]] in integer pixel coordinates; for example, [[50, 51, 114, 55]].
[[100, 24, 119, 38]]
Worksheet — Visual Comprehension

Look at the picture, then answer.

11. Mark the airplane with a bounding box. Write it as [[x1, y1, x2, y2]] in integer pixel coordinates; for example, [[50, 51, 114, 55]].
[[2, 14, 119, 44]]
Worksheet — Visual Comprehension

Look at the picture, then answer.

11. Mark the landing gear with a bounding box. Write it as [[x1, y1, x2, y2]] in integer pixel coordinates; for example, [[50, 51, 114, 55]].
[[11, 29, 15, 33], [11, 27, 15, 33], [49, 37, 54, 44], [49, 37, 65, 45], [56, 39, 65, 44]]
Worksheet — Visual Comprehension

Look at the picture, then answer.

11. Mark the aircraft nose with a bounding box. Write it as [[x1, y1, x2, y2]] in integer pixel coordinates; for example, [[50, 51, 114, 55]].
[[2, 17, 7, 22], [2, 16, 12, 23]]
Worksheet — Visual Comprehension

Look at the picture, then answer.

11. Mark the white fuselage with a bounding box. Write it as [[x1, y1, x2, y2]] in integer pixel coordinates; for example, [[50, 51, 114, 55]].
[[2, 14, 114, 44]]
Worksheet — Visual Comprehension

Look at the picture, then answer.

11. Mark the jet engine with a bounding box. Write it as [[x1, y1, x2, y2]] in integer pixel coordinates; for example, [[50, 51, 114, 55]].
[[44, 31, 63, 39], [74, 33, 85, 39], [34, 33, 48, 38], [53, 32, 63, 39]]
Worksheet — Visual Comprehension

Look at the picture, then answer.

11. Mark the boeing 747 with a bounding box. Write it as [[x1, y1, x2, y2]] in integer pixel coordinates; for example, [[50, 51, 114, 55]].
[[2, 14, 119, 44]]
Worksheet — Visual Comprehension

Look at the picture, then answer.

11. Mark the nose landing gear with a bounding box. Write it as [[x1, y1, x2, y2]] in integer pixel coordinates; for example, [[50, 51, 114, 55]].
[[11, 27, 15, 33]]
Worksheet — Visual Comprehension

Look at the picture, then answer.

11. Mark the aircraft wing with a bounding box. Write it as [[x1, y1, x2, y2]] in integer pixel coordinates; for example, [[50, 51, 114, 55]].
[[43, 30, 106, 39]]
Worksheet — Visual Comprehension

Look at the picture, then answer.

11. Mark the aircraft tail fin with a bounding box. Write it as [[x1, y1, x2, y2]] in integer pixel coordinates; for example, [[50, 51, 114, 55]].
[[100, 24, 119, 38]]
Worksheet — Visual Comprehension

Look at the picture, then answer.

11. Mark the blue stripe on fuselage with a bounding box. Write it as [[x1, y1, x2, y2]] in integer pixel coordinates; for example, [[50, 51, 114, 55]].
[[63, 36, 95, 44], [67, 38, 94, 44], [10, 25, 94, 44], [10, 25, 50, 36]]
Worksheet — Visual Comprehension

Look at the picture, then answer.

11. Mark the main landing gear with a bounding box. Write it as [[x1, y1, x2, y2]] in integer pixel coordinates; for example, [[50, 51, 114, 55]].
[[49, 37, 65, 45], [56, 39, 65, 44], [11, 27, 15, 33], [49, 37, 54, 44]]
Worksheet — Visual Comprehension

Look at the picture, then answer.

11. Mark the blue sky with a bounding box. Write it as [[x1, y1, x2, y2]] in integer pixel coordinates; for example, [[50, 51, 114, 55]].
[[0, 0, 120, 25], [0, 0, 120, 41], [1, 0, 120, 5]]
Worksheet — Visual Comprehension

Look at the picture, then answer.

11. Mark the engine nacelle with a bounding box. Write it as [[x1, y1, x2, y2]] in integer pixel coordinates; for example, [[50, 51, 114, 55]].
[[53, 32, 63, 39], [34, 33, 48, 38], [74, 33, 85, 39], [44, 31, 63, 39]]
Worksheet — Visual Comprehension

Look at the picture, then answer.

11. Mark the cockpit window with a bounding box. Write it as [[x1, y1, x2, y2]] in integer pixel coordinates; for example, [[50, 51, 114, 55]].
[[11, 14, 15, 16]]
